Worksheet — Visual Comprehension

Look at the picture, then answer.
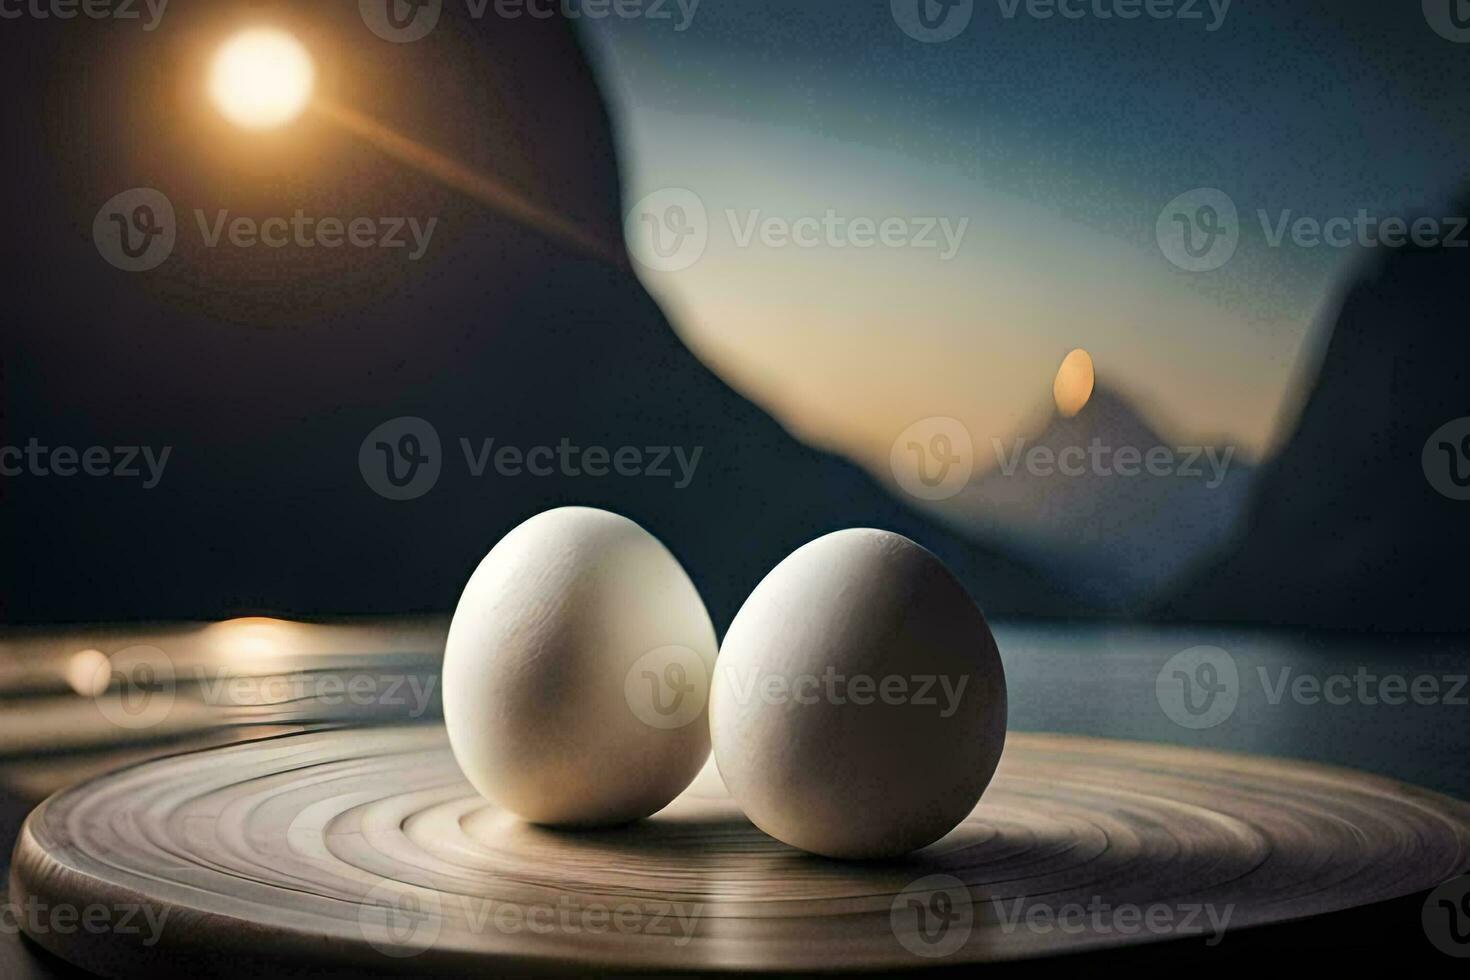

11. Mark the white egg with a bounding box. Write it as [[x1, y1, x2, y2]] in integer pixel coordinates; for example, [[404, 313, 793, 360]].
[[710, 528, 1007, 858], [443, 507, 717, 826]]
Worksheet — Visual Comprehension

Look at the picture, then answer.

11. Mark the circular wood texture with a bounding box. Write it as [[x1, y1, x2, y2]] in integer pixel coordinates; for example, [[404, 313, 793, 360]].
[[11, 726, 1470, 975]]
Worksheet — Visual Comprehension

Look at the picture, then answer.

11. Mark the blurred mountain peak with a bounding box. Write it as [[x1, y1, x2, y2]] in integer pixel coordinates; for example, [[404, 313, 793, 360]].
[[934, 376, 1254, 611], [1040, 381, 1168, 452]]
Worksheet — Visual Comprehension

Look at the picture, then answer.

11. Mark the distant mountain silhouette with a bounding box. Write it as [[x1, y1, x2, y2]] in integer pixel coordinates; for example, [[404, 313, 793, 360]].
[[946, 384, 1253, 610], [0, 2, 1077, 629], [1157, 204, 1470, 631]]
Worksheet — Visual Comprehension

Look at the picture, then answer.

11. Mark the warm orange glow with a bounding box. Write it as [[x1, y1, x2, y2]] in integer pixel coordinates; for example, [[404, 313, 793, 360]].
[[313, 99, 622, 265], [209, 28, 315, 130], [65, 649, 111, 698], [202, 616, 300, 661], [1053, 348, 1096, 417]]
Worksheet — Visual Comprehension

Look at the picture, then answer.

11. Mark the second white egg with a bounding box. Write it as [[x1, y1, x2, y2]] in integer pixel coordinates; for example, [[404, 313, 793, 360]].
[[710, 528, 1007, 858]]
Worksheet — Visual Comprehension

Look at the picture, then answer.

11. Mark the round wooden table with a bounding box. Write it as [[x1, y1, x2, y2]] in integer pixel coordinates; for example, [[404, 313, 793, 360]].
[[11, 725, 1470, 975]]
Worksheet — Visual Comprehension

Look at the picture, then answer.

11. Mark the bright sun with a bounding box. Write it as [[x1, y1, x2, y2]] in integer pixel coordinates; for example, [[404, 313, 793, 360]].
[[209, 28, 315, 130]]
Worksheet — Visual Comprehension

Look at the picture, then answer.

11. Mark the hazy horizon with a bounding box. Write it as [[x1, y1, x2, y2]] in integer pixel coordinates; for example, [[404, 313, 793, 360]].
[[583, 1, 1470, 476]]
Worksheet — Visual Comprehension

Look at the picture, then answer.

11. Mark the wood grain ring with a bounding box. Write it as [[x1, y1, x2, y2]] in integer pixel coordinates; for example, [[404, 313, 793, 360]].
[[10, 726, 1470, 975]]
